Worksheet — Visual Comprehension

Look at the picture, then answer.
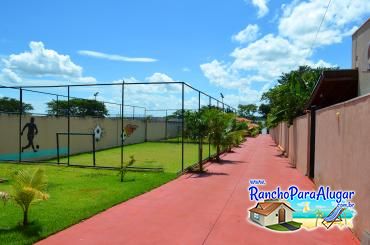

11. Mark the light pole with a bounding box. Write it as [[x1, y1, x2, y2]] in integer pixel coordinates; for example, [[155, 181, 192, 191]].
[[93, 92, 99, 101], [220, 93, 224, 111]]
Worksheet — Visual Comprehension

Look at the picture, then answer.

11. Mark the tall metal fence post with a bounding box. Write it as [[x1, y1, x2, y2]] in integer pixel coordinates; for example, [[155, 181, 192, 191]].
[[121, 81, 125, 176], [208, 96, 211, 159], [56, 95, 59, 117], [56, 133, 60, 164], [144, 108, 148, 142], [198, 91, 201, 165], [309, 106, 316, 179], [18, 88, 22, 163], [67, 86, 70, 166], [181, 83, 184, 172], [92, 134, 96, 166], [165, 110, 168, 139]]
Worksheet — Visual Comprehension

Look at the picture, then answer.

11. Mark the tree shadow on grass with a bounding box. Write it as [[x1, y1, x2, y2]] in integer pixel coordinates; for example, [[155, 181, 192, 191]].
[[0, 221, 42, 238], [122, 178, 136, 182]]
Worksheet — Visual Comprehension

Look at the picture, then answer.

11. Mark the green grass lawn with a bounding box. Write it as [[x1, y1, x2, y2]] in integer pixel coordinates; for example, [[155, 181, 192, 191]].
[[0, 141, 218, 244], [60, 142, 217, 173], [266, 221, 302, 232], [0, 163, 176, 245]]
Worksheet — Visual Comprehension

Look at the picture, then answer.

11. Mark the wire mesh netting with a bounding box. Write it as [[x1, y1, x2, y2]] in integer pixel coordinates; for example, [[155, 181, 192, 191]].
[[0, 82, 235, 173]]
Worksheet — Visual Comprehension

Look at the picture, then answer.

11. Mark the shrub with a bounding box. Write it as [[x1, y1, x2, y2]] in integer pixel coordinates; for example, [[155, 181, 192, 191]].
[[1, 168, 48, 226]]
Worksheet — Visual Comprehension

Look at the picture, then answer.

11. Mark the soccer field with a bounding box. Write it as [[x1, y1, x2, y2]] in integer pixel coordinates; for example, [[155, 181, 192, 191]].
[[60, 142, 217, 172]]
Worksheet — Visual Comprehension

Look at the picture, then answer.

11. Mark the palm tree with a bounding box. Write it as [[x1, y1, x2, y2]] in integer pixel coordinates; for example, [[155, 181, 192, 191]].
[[12, 168, 49, 226], [203, 109, 234, 162], [315, 209, 324, 227]]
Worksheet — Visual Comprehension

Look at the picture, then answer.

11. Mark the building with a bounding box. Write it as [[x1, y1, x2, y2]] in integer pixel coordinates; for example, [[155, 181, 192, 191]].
[[249, 200, 295, 226], [270, 18, 370, 241], [307, 18, 370, 111], [352, 18, 370, 95]]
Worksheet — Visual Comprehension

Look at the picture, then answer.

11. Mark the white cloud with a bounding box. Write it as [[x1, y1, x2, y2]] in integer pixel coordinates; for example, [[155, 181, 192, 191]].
[[231, 34, 312, 79], [145, 72, 182, 92], [232, 24, 260, 44], [279, 0, 370, 48], [200, 59, 273, 105], [182, 67, 191, 72], [78, 50, 157, 63], [6, 41, 82, 77], [200, 60, 232, 87], [116, 72, 183, 102], [223, 87, 267, 106], [146, 72, 176, 83], [250, 0, 269, 18], [201, 34, 318, 90], [200, 0, 369, 106], [89, 73, 187, 113], [1, 68, 21, 83], [0, 41, 96, 85]]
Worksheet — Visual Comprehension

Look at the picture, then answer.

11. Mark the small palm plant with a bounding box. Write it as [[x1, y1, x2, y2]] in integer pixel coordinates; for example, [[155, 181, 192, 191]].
[[120, 155, 136, 182], [315, 209, 324, 227], [1, 168, 48, 226], [0, 191, 10, 205]]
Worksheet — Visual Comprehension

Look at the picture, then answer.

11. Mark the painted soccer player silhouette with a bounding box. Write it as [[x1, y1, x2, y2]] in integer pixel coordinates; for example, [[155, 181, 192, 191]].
[[21, 117, 39, 152]]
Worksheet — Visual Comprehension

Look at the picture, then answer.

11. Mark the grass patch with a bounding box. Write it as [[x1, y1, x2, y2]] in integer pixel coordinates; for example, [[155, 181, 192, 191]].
[[0, 163, 176, 245], [266, 224, 290, 231], [289, 221, 303, 228], [266, 221, 302, 232], [60, 142, 216, 172]]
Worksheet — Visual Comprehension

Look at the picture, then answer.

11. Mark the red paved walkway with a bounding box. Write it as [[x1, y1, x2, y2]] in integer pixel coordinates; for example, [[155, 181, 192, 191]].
[[38, 135, 359, 245]]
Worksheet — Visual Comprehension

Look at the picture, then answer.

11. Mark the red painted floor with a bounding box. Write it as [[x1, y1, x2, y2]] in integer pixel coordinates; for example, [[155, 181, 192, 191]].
[[37, 135, 359, 245]]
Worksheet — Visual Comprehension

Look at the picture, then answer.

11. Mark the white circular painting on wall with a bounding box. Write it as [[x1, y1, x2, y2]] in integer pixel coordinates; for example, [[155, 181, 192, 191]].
[[94, 125, 103, 141]]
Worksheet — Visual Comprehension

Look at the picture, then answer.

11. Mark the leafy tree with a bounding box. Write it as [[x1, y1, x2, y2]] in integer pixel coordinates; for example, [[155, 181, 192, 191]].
[[167, 109, 184, 120], [171, 107, 246, 166], [225, 107, 234, 113], [167, 105, 221, 120], [183, 111, 198, 139], [195, 112, 211, 171], [262, 66, 336, 127], [258, 104, 271, 120], [47, 98, 108, 117], [238, 104, 257, 120], [1, 168, 48, 226], [0, 97, 33, 113]]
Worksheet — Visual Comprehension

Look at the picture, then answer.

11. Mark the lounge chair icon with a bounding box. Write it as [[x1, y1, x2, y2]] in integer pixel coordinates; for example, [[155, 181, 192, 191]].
[[322, 205, 346, 229]]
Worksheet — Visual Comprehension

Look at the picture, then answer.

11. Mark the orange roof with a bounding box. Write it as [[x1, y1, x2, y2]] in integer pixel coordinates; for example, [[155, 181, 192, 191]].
[[248, 123, 259, 129], [249, 202, 294, 216], [236, 117, 251, 123]]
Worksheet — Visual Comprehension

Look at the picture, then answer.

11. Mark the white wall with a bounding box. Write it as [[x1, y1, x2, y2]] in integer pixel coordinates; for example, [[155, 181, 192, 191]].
[[352, 19, 370, 95]]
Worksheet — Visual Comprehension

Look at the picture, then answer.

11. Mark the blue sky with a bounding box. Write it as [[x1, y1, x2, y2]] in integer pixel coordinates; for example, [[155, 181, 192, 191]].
[[0, 0, 369, 114]]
